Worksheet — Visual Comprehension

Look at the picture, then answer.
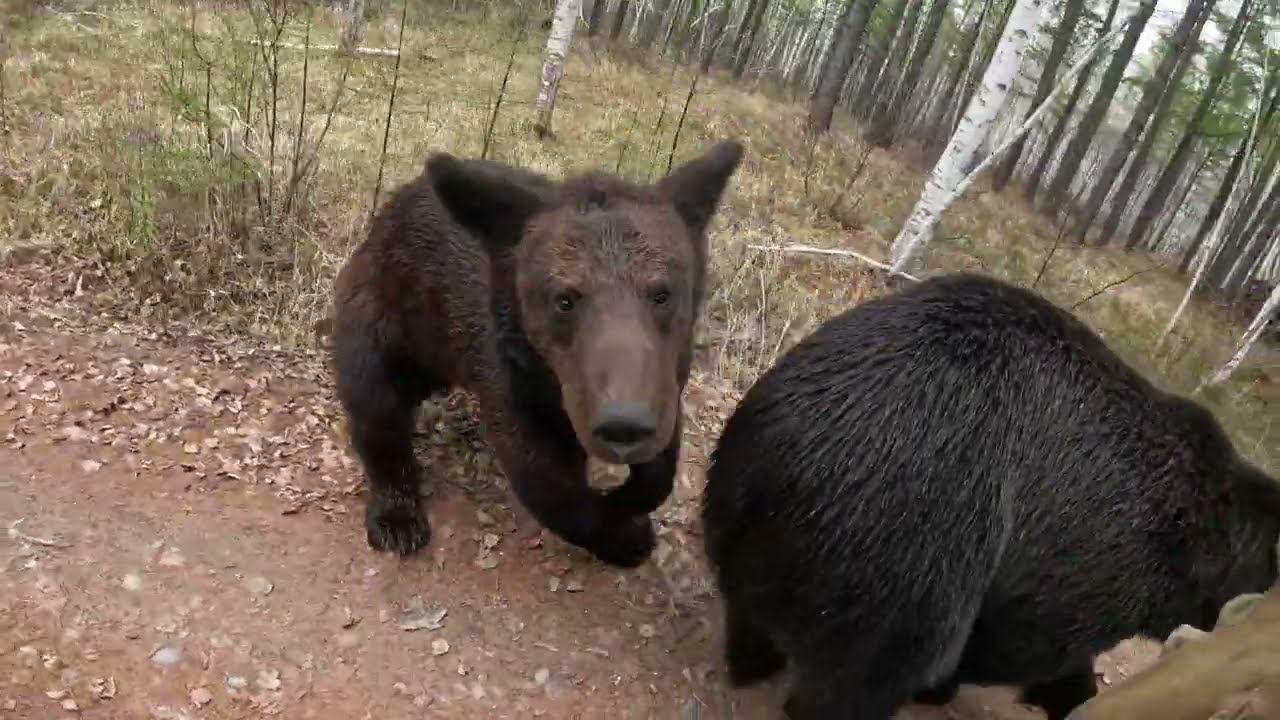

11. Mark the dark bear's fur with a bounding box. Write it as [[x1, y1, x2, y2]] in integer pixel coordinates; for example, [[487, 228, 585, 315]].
[[333, 141, 743, 568], [701, 272, 1280, 720]]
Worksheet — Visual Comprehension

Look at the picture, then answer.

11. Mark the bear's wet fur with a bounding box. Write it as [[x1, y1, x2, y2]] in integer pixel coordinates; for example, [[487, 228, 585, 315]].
[[332, 141, 742, 568], [701, 272, 1280, 720]]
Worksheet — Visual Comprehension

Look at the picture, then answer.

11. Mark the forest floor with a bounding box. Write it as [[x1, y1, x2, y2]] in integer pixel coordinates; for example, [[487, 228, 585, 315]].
[[0, 252, 1171, 720]]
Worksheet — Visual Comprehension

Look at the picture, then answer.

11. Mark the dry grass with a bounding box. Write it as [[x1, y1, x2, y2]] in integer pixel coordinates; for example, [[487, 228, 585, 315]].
[[2, 0, 1275, 473]]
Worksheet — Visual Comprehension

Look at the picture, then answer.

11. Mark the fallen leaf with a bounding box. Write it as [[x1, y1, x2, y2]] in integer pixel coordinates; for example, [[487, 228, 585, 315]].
[[190, 687, 213, 707], [399, 609, 447, 632]]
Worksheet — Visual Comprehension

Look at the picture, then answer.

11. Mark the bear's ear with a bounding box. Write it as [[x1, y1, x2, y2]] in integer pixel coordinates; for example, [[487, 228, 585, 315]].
[[657, 139, 744, 237], [427, 154, 552, 254]]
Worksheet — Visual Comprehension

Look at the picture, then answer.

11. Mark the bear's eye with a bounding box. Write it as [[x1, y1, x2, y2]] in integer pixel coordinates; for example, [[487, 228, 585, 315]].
[[648, 286, 671, 307], [554, 291, 579, 314]]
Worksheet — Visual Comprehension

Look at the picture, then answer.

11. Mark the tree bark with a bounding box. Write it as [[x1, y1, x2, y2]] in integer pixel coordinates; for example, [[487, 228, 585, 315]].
[[699, 2, 731, 74], [534, 0, 583, 138], [860, 0, 924, 118], [1076, 0, 1211, 243], [990, 0, 1085, 190], [1180, 133, 1253, 273], [1042, 0, 1156, 214], [867, 0, 952, 147], [638, 0, 672, 47], [732, 0, 772, 78], [928, 0, 991, 140], [1127, 0, 1254, 250], [889, 0, 1046, 272], [609, 0, 630, 41], [1023, 0, 1120, 201], [587, 0, 607, 37], [806, 0, 882, 132]]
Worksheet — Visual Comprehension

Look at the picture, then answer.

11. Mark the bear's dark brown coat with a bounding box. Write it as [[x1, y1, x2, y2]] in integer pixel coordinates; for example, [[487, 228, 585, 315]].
[[332, 141, 743, 567]]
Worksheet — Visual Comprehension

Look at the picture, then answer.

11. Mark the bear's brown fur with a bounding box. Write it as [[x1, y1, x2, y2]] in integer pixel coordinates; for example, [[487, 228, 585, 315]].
[[331, 141, 743, 567]]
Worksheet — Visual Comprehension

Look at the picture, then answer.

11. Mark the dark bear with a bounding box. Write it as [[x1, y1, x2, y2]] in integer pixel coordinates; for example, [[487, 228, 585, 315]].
[[700, 272, 1280, 720], [332, 140, 743, 568]]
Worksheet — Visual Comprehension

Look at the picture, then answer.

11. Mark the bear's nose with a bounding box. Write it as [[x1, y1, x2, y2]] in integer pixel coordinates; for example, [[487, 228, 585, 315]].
[[591, 402, 658, 459]]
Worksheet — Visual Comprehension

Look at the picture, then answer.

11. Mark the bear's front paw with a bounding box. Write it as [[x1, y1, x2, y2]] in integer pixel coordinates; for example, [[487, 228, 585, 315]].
[[365, 494, 431, 556], [587, 514, 656, 568]]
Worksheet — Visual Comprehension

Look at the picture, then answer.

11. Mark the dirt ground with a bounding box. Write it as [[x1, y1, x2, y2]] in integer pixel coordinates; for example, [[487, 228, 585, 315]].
[[0, 259, 1162, 719]]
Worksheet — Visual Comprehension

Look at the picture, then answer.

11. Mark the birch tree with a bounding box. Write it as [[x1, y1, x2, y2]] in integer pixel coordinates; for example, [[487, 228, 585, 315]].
[[534, 0, 583, 138], [1198, 282, 1280, 391], [888, 0, 1045, 273]]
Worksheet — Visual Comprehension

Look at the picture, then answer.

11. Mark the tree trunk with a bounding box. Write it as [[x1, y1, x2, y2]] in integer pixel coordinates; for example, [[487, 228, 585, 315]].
[[990, 0, 1085, 190], [1023, 0, 1120, 201], [534, 0, 583, 138], [861, 0, 924, 117], [1042, 0, 1156, 214], [609, 0, 630, 41], [699, 2, 731, 74], [1103, 8, 1214, 247], [889, 0, 1045, 272], [1181, 135, 1253, 273], [1128, 0, 1254, 249], [1219, 173, 1280, 295], [927, 0, 990, 140], [729, 0, 763, 62], [1076, 0, 1210, 242], [587, 0, 607, 37], [1150, 140, 1210, 252], [340, 0, 367, 50], [807, 0, 882, 133], [732, 0, 772, 78], [638, 0, 672, 46], [867, 0, 952, 147]]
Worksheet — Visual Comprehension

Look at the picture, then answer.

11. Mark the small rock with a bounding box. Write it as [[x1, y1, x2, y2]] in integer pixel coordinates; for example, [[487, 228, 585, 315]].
[[399, 611, 447, 632], [158, 549, 184, 568], [189, 687, 212, 707], [431, 639, 450, 656], [225, 676, 248, 691], [256, 669, 281, 691], [80, 459, 102, 473], [638, 624, 657, 639], [46, 689, 68, 700], [481, 533, 500, 549], [151, 646, 182, 666], [121, 574, 142, 591], [548, 577, 560, 593], [412, 694, 433, 707], [60, 698, 78, 712], [244, 577, 274, 596], [534, 668, 549, 685]]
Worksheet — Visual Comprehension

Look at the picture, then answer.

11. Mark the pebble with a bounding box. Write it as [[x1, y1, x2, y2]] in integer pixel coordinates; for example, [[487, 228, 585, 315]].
[[638, 624, 657, 639], [121, 574, 142, 591], [534, 668, 549, 685], [225, 676, 248, 691], [151, 646, 182, 666], [189, 687, 213, 707], [431, 639, 450, 656]]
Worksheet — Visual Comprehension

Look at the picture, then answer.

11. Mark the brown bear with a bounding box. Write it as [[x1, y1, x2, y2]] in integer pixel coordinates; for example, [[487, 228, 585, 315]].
[[331, 140, 743, 567]]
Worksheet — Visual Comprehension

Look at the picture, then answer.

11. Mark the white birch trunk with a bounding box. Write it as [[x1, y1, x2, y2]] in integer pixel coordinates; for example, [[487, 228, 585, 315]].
[[341, 0, 366, 50], [534, 0, 583, 139], [1199, 281, 1280, 390], [1220, 168, 1279, 290], [888, 0, 1046, 273]]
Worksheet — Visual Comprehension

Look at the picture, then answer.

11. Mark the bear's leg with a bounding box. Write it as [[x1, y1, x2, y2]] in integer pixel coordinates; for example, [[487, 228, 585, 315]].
[[912, 673, 961, 705], [1021, 663, 1097, 720], [336, 336, 435, 556], [481, 403, 656, 567], [604, 416, 681, 517], [724, 601, 787, 686], [783, 664, 897, 720]]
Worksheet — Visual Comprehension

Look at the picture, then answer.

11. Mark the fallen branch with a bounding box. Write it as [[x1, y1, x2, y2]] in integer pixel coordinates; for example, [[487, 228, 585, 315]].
[[748, 243, 921, 282], [246, 38, 399, 57], [7, 518, 73, 549], [1070, 264, 1162, 310]]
